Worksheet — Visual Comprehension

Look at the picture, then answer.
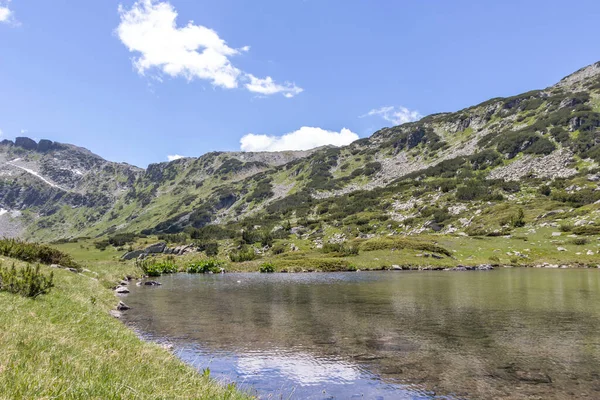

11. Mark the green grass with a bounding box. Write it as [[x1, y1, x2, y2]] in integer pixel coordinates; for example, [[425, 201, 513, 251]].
[[0, 254, 251, 399]]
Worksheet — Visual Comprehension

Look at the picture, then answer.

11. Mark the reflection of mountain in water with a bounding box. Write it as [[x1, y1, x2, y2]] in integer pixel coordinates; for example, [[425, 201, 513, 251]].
[[123, 270, 600, 399]]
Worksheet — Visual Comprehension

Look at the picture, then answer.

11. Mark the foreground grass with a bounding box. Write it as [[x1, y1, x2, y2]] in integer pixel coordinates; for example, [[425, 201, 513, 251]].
[[0, 257, 250, 399]]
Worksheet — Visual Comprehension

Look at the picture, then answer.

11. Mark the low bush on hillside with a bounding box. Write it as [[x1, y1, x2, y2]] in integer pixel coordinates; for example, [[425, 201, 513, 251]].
[[259, 262, 275, 273], [570, 238, 589, 246], [229, 247, 259, 262], [271, 243, 287, 255], [322, 243, 360, 256], [186, 259, 223, 274], [0, 263, 54, 298], [360, 237, 451, 256], [108, 232, 139, 247], [198, 242, 219, 257], [136, 259, 178, 277], [572, 225, 600, 236], [0, 239, 79, 269]]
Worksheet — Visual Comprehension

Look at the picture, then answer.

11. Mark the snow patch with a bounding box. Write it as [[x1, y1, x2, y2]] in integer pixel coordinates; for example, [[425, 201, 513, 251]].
[[5, 161, 66, 190], [0, 208, 8, 216]]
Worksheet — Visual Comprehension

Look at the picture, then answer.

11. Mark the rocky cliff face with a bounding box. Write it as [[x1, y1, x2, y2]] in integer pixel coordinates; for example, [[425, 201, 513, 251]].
[[1, 61, 599, 240]]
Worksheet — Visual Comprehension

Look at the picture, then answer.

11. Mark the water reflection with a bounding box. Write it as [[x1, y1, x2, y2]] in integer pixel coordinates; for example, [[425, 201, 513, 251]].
[[122, 270, 600, 399]]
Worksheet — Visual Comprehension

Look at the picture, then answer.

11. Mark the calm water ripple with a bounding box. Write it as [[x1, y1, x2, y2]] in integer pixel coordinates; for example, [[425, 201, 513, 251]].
[[122, 269, 600, 399]]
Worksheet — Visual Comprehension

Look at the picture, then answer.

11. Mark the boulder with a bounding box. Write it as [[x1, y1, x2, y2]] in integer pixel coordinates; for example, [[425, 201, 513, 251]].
[[391, 265, 402, 270], [143, 281, 162, 286], [37, 139, 54, 152], [109, 310, 122, 319], [116, 301, 130, 311], [115, 286, 130, 294], [121, 250, 144, 260], [145, 242, 166, 254], [15, 136, 37, 150]]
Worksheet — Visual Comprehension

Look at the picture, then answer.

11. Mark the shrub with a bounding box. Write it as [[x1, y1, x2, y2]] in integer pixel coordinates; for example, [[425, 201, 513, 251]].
[[271, 243, 287, 255], [559, 223, 574, 232], [0, 263, 54, 298], [570, 238, 589, 246], [108, 232, 138, 247], [322, 242, 359, 256], [259, 262, 275, 273], [538, 185, 551, 196], [456, 182, 487, 201], [0, 239, 80, 270], [198, 242, 219, 257], [572, 225, 600, 236], [260, 231, 274, 247], [229, 247, 259, 262], [510, 208, 526, 228], [360, 237, 451, 256], [186, 259, 223, 273], [94, 240, 110, 251], [137, 259, 178, 277]]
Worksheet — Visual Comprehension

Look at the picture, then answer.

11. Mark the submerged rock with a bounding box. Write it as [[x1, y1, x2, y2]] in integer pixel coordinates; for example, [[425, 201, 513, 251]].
[[116, 301, 130, 311]]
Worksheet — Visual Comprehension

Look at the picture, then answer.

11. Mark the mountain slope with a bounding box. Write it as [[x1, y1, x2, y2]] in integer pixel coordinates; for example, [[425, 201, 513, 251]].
[[1, 61, 599, 242]]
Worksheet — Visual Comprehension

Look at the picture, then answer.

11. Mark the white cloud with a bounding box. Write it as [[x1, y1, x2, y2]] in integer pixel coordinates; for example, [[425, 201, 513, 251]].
[[117, 0, 302, 97], [167, 154, 185, 161], [245, 74, 303, 98], [0, 0, 13, 23], [240, 126, 359, 152], [362, 105, 422, 125]]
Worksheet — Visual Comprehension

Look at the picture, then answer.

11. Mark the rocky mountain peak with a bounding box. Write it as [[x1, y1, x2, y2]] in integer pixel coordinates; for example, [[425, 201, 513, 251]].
[[555, 61, 600, 89]]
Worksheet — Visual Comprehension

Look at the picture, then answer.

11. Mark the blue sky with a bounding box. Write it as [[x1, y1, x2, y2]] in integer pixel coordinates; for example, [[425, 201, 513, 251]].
[[0, 0, 599, 167]]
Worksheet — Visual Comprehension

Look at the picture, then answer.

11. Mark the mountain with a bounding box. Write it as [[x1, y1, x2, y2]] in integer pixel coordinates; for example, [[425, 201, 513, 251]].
[[1, 61, 599, 243]]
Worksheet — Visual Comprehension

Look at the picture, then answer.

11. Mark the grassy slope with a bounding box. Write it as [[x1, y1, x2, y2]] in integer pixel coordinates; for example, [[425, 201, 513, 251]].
[[0, 255, 250, 400]]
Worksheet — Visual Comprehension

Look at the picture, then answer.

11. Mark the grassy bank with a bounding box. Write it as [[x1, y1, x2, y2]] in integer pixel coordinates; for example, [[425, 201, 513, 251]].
[[51, 224, 600, 278], [0, 247, 250, 399]]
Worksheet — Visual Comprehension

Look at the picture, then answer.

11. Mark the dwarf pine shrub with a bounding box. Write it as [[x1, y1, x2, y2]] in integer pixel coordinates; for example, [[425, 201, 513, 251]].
[[0, 239, 79, 270], [0, 263, 54, 298]]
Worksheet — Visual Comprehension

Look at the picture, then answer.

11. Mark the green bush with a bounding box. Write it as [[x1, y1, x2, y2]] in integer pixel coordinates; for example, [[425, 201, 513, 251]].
[[0, 263, 54, 298], [510, 208, 526, 228], [198, 242, 219, 257], [186, 259, 223, 274], [322, 242, 360, 256], [137, 259, 178, 277], [229, 247, 259, 262], [360, 237, 451, 256], [271, 243, 287, 255], [0, 239, 80, 270], [456, 182, 487, 201], [559, 223, 574, 232], [259, 262, 275, 273], [570, 238, 589, 246], [108, 232, 138, 247], [572, 225, 600, 236]]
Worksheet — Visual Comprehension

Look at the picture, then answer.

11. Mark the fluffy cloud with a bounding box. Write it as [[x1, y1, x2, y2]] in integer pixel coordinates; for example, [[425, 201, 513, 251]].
[[0, 1, 13, 23], [245, 74, 303, 98], [362, 106, 422, 125], [167, 154, 184, 161], [117, 0, 302, 97], [240, 127, 359, 152]]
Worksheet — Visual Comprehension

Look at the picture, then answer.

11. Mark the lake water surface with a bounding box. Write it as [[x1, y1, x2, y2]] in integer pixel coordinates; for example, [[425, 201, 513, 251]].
[[122, 269, 600, 399]]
